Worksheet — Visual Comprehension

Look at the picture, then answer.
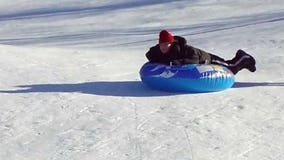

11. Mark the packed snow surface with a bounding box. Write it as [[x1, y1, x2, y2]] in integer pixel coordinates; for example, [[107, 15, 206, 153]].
[[0, 0, 283, 160]]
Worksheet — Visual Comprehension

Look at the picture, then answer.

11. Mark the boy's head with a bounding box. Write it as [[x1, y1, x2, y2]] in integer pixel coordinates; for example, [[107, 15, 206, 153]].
[[159, 30, 174, 53]]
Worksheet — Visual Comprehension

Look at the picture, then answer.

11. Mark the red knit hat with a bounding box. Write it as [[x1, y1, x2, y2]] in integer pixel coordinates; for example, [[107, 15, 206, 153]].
[[159, 30, 174, 44]]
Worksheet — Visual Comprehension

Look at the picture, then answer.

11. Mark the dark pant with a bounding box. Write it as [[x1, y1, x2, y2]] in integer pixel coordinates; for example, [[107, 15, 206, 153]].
[[210, 54, 228, 66], [209, 54, 240, 74], [209, 49, 256, 74]]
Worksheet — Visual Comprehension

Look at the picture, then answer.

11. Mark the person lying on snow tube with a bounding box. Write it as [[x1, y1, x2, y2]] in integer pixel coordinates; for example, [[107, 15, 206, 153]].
[[145, 30, 256, 75]]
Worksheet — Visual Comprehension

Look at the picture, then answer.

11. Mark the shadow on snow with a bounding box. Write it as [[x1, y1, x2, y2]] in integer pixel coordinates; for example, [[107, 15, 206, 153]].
[[0, 81, 283, 97], [233, 82, 284, 88], [0, 81, 179, 97]]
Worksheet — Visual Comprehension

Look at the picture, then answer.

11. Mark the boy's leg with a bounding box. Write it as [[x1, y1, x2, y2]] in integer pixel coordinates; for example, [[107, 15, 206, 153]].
[[210, 54, 230, 66], [209, 54, 239, 74], [209, 50, 256, 74]]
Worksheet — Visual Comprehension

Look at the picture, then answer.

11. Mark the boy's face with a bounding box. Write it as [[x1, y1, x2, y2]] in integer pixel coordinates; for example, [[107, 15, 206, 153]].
[[159, 42, 172, 54]]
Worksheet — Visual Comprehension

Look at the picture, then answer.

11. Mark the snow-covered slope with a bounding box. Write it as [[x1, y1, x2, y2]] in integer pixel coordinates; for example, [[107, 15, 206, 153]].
[[0, 0, 283, 160]]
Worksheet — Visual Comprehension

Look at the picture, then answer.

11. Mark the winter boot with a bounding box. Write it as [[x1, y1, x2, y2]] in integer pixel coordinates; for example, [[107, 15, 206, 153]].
[[236, 49, 256, 72], [227, 49, 256, 74]]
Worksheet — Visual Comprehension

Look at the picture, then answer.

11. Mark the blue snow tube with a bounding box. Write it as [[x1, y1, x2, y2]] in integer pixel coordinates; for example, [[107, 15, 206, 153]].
[[140, 63, 235, 92]]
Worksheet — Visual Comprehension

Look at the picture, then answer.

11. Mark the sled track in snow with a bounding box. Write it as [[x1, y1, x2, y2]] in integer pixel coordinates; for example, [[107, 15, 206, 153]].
[[0, 8, 283, 48], [0, 0, 184, 21]]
